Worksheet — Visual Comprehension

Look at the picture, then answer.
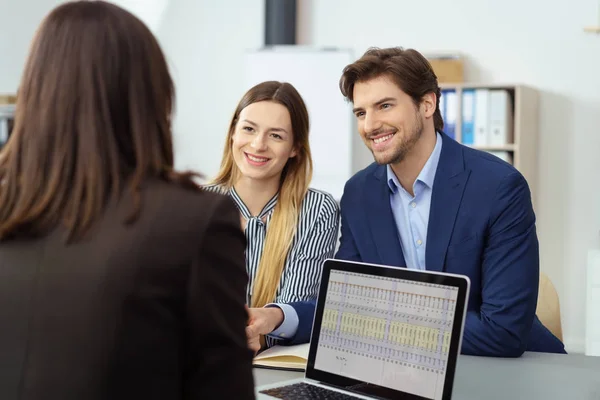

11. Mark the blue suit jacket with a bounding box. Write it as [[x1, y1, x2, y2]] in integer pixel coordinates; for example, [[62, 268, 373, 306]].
[[289, 132, 565, 356]]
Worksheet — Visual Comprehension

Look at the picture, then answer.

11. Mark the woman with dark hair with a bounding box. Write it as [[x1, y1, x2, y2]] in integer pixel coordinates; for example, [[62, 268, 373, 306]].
[[0, 1, 254, 399]]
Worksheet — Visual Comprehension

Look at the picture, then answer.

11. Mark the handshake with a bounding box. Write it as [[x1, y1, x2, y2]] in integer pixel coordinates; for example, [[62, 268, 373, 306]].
[[245, 306, 285, 354]]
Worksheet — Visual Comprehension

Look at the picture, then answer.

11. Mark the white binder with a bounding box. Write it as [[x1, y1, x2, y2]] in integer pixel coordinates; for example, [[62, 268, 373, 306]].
[[473, 89, 489, 146], [487, 150, 512, 163], [444, 90, 458, 140], [488, 90, 513, 146]]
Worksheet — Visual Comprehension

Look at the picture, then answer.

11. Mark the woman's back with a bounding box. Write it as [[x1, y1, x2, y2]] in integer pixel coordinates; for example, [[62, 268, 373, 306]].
[[0, 1, 254, 398], [0, 180, 254, 399]]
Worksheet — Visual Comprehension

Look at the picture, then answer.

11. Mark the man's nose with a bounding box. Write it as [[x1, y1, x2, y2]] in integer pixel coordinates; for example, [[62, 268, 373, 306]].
[[363, 112, 382, 135]]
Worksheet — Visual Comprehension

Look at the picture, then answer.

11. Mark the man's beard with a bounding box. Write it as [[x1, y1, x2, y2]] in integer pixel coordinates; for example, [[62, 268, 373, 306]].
[[372, 114, 423, 165]]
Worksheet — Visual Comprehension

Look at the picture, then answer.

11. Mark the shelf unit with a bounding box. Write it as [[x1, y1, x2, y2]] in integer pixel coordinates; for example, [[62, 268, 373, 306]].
[[439, 82, 539, 203]]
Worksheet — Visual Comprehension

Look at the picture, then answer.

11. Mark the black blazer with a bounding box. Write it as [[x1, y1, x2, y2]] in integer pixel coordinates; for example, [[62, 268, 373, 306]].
[[0, 179, 255, 399]]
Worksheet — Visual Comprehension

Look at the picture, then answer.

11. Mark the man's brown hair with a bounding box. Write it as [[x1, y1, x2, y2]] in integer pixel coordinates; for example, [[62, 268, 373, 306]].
[[339, 47, 444, 131]]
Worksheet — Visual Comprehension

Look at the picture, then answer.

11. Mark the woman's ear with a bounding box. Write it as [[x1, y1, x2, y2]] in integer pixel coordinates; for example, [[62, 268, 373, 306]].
[[289, 147, 298, 158]]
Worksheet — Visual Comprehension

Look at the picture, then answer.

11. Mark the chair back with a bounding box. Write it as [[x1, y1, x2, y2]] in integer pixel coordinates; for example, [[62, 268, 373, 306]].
[[536, 272, 563, 342]]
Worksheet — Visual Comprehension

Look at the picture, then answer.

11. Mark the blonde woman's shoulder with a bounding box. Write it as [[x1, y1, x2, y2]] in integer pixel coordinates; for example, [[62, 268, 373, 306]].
[[305, 187, 340, 213], [306, 187, 339, 202]]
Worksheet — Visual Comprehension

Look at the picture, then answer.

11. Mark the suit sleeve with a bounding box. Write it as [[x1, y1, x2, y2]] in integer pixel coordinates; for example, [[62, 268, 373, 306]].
[[461, 172, 539, 357], [286, 300, 317, 345], [183, 195, 254, 399], [334, 183, 362, 261]]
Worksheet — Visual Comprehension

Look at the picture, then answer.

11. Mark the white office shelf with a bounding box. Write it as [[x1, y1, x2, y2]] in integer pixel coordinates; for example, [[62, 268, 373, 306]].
[[440, 83, 539, 205]]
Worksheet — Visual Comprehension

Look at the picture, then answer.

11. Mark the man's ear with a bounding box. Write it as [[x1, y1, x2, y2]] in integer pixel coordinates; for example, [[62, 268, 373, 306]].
[[421, 92, 437, 118]]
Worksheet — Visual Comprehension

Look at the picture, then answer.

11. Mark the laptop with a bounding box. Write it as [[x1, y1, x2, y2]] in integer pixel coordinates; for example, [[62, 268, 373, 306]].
[[255, 259, 470, 400]]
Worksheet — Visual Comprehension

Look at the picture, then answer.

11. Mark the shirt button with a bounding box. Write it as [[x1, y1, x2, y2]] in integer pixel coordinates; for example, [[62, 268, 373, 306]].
[[416, 239, 423, 246], [411, 202, 416, 208]]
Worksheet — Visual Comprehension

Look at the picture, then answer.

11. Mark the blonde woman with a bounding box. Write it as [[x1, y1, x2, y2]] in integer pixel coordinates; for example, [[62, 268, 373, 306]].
[[205, 81, 339, 350]]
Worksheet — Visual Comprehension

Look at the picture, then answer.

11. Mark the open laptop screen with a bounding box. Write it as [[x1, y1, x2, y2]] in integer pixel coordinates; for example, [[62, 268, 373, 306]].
[[306, 260, 469, 400]]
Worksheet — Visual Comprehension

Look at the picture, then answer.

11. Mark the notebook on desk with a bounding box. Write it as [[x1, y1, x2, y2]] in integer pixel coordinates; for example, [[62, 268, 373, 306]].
[[253, 343, 310, 372], [255, 258, 470, 400]]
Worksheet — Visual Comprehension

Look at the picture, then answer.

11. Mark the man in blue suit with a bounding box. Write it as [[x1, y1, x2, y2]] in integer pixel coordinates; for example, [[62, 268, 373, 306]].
[[246, 47, 565, 357]]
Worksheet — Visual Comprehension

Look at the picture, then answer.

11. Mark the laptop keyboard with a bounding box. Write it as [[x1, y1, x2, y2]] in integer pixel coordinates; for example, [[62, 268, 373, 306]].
[[259, 382, 363, 399]]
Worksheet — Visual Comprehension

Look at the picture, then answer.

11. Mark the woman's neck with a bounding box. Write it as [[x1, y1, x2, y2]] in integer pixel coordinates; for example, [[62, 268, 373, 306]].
[[233, 176, 280, 217]]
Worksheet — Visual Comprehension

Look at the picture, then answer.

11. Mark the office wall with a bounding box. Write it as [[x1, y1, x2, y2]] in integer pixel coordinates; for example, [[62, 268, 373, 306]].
[[0, 0, 64, 92], [0, 0, 264, 179], [0, 0, 165, 91], [298, 0, 600, 353], [155, 0, 265, 177]]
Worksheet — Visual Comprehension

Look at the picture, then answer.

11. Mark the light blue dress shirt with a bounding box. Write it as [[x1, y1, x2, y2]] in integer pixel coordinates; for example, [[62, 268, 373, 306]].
[[386, 132, 443, 270], [269, 132, 443, 339], [266, 303, 299, 338]]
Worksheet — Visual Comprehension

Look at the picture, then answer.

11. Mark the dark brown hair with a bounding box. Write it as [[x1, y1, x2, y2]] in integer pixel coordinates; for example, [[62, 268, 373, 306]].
[[210, 81, 313, 307], [0, 0, 199, 242], [339, 47, 444, 131]]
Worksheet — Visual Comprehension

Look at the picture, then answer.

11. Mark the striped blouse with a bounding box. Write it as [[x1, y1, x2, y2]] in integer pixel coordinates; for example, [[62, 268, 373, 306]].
[[203, 184, 340, 308]]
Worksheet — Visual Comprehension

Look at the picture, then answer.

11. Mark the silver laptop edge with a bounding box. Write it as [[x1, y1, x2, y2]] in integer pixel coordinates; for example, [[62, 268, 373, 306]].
[[255, 258, 471, 400]]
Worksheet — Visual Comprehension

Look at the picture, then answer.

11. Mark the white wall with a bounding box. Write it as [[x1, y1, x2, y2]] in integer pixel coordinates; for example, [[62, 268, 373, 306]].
[[298, 0, 600, 353], [0, 0, 168, 91], [156, 0, 265, 178], [0, 0, 264, 178], [0, 0, 65, 92]]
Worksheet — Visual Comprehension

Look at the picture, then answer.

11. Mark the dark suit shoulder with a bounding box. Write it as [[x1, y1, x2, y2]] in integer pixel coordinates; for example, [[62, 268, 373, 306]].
[[343, 162, 381, 191], [0, 178, 248, 399], [139, 179, 237, 236], [461, 145, 524, 184], [147, 178, 229, 207]]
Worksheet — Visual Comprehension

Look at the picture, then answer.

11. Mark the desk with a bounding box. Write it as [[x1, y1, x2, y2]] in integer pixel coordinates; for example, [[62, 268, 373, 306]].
[[254, 352, 600, 399]]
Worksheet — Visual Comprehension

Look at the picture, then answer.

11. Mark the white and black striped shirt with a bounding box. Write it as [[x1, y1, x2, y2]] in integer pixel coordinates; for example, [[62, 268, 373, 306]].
[[204, 184, 340, 307]]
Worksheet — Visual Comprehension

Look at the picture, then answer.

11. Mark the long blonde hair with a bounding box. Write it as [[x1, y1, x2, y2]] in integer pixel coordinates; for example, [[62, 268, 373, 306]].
[[211, 81, 313, 307]]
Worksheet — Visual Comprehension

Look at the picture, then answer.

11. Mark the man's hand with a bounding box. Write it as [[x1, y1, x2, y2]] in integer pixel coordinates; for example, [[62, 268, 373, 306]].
[[246, 306, 284, 354]]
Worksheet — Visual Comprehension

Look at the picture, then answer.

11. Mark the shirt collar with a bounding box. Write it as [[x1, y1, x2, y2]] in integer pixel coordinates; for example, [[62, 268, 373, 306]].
[[229, 186, 278, 220], [386, 131, 443, 194]]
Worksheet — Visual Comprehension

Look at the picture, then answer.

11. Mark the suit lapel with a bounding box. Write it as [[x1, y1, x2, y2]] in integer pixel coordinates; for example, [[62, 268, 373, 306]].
[[426, 133, 470, 272], [365, 165, 406, 267]]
